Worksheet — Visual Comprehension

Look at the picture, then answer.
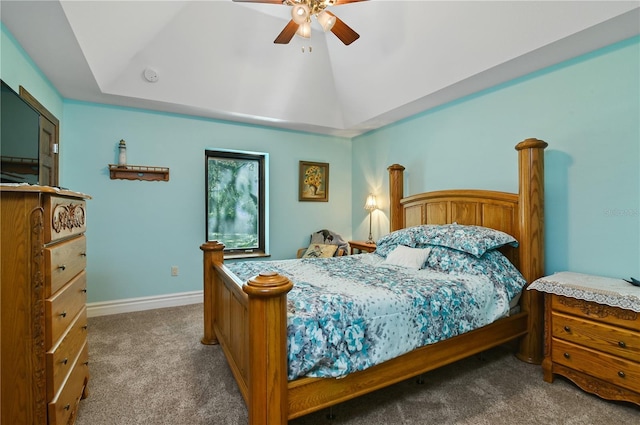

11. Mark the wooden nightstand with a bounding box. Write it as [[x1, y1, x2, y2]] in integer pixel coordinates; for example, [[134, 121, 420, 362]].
[[349, 240, 376, 254], [529, 272, 640, 406]]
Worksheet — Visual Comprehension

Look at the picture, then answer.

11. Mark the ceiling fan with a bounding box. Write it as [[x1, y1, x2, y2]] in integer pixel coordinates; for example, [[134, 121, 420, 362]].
[[233, 0, 367, 45]]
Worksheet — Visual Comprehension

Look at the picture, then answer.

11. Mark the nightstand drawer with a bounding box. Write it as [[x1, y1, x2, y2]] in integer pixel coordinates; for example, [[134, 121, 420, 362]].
[[45, 235, 87, 297], [552, 312, 640, 362], [46, 271, 87, 347], [552, 339, 640, 393], [551, 294, 640, 331]]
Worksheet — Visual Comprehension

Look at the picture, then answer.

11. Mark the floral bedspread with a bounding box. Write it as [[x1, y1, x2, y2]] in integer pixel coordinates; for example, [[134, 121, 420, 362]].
[[227, 254, 520, 380]]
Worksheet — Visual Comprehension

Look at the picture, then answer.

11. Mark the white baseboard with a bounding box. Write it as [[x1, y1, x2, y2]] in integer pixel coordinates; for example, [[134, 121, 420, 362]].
[[87, 290, 203, 317]]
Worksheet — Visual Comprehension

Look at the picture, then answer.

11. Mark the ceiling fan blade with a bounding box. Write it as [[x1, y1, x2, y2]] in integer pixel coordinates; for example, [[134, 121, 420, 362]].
[[274, 20, 299, 44], [326, 11, 360, 45]]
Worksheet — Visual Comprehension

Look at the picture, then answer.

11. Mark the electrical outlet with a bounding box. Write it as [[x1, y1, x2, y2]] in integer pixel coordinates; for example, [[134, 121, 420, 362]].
[[171, 266, 179, 276]]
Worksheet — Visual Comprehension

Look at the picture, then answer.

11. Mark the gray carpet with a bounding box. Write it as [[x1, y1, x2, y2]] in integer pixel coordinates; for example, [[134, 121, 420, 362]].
[[76, 304, 639, 425]]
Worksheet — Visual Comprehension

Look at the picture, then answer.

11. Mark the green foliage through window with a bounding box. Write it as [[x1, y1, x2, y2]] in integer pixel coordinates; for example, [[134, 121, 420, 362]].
[[205, 150, 265, 254]]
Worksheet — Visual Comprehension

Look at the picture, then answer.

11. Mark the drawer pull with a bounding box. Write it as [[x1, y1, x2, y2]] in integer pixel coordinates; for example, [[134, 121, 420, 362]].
[[61, 358, 68, 365], [58, 264, 67, 271], [81, 288, 88, 293], [563, 326, 571, 333], [618, 341, 626, 348], [83, 361, 89, 366], [563, 352, 570, 359], [59, 311, 67, 318], [82, 325, 88, 331], [618, 371, 626, 378], [64, 404, 70, 411], [80, 252, 87, 257]]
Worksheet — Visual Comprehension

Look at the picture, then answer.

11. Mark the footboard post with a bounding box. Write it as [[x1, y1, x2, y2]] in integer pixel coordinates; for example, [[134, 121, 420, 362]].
[[243, 271, 293, 425], [200, 241, 225, 345]]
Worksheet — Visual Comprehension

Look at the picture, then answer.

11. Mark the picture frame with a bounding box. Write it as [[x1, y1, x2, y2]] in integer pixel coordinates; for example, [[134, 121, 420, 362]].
[[299, 161, 329, 202]]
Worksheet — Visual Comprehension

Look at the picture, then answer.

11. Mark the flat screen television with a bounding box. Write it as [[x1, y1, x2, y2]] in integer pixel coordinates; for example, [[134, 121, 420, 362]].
[[1, 79, 41, 184]]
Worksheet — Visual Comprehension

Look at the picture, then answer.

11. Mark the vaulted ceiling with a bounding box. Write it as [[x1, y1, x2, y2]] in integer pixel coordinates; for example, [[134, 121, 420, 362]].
[[2, 1, 638, 137]]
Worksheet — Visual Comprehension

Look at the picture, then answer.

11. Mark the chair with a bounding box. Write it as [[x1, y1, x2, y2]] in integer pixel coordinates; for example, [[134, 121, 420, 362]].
[[297, 229, 348, 258]]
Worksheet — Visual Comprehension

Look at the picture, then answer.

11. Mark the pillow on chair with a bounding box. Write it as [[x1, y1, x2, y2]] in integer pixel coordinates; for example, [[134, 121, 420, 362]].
[[310, 229, 348, 255], [301, 243, 338, 258]]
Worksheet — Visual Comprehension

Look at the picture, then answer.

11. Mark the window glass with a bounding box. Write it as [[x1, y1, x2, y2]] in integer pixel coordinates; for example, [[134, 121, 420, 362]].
[[205, 150, 266, 256]]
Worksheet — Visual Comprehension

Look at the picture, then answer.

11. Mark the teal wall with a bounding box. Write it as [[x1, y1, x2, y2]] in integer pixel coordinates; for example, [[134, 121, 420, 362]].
[[2, 24, 352, 303], [61, 102, 352, 302], [3, 21, 638, 303], [0, 23, 63, 121], [353, 36, 640, 280]]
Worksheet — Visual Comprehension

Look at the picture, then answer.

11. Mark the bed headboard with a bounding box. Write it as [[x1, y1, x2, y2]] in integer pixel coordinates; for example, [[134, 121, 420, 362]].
[[388, 138, 547, 363], [388, 138, 547, 283]]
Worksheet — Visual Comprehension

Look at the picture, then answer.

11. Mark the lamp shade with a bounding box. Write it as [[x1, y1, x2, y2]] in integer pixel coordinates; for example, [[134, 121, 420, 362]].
[[364, 194, 377, 211], [316, 11, 336, 32], [296, 21, 311, 38]]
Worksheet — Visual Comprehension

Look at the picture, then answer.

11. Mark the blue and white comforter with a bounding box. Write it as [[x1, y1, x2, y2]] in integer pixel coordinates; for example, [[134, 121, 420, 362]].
[[227, 253, 521, 380]]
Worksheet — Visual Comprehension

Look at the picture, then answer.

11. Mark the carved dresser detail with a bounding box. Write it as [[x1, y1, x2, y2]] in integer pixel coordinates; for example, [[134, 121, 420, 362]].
[[1, 186, 91, 424], [529, 272, 640, 406]]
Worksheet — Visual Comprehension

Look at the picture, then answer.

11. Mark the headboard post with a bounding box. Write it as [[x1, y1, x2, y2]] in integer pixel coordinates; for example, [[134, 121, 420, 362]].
[[200, 241, 225, 345], [515, 138, 548, 364], [388, 164, 405, 232]]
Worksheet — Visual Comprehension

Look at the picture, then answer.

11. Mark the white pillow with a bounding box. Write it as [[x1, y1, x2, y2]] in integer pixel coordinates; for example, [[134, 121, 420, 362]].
[[383, 245, 432, 269]]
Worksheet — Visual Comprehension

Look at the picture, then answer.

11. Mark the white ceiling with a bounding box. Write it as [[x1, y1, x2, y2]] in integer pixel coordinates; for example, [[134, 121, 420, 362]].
[[2, 1, 639, 137]]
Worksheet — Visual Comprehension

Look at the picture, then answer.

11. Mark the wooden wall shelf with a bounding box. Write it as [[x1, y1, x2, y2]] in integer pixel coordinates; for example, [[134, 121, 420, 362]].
[[108, 164, 169, 182]]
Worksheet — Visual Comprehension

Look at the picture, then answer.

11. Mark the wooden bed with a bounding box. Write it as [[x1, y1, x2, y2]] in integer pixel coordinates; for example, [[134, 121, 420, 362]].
[[200, 138, 548, 424]]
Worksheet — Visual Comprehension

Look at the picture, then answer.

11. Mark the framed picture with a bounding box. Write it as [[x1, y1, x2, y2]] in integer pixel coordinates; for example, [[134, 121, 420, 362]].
[[299, 161, 329, 202]]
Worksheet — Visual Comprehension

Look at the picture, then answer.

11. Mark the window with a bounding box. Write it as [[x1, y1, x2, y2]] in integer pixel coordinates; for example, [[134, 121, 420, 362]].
[[205, 150, 267, 257]]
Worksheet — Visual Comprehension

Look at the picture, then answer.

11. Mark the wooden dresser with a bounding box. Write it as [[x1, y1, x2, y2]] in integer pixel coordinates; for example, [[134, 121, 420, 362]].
[[1, 186, 91, 425], [530, 272, 639, 405]]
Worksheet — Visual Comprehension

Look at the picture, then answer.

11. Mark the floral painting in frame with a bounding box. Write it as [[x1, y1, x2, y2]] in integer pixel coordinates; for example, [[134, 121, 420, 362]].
[[299, 161, 329, 202]]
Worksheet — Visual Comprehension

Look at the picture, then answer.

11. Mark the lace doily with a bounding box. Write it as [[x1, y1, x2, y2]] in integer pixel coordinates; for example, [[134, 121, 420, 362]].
[[528, 272, 640, 312]]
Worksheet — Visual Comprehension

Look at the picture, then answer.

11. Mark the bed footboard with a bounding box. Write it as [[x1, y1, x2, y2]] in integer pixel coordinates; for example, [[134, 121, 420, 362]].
[[201, 241, 293, 425]]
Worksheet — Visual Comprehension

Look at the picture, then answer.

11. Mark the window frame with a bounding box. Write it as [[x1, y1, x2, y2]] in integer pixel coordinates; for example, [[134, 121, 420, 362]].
[[205, 149, 267, 258]]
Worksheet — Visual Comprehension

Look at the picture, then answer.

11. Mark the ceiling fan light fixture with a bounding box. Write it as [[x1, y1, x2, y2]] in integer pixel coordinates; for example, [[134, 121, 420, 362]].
[[316, 11, 336, 32], [291, 4, 310, 25], [296, 21, 311, 38]]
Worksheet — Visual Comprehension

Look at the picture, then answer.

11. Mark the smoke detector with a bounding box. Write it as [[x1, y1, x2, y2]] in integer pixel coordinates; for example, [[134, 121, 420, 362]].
[[143, 68, 159, 83]]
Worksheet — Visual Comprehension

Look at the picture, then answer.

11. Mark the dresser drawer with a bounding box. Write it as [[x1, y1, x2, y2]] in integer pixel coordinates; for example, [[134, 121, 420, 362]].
[[47, 307, 88, 399], [552, 338, 640, 393], [48, 342, 89, 425], [46, 271, 87, 347], [551, 294, 640, 331], [44, 196, 87, 244], [45, 235, 87, 297], [552, 312, 640, 362]]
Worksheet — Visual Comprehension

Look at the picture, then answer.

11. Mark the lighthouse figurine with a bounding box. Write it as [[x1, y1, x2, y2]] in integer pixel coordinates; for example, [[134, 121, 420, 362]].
[[118, 139, 127, 168]]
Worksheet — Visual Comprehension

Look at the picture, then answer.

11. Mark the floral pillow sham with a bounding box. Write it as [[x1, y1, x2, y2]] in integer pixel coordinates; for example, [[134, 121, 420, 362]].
[[376, 224, 518, 258], [425, 246, 526, 301]]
